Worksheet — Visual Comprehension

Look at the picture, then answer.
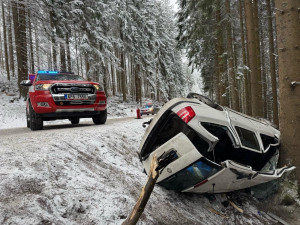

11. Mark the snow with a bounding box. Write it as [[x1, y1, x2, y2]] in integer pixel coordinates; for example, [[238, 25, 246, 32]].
[[0, 78, 299, 224]]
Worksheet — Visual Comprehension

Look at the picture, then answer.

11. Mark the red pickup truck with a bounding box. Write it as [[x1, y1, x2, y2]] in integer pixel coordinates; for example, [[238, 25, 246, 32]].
[[20, 71, 107, 130]]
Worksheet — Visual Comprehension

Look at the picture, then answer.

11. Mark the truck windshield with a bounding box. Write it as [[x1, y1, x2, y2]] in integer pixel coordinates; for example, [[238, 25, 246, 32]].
[[35, 74, 85, 81]]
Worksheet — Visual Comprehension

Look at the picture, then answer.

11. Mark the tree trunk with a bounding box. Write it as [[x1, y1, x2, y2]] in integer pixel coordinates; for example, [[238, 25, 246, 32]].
[[120, 51, 127, 101], [60, 42, 66, 71], [225, 0, 239, 111], [28, 10, 35, 73], [85, 53, 90, 79], [66, 32, 71, 72], [35, 26, 40, 70], [266, 0, 279, 126], [8, 1, 15, 77], [274, 0, 300, 185], [252, 0, 263, 117], [244, 0, 261, 117], [74, 29, 80, 75], [2, 1, 10, 80], [111, 63, 116, 96], [50, 10, 57, 70], [18, 0, 28, 98], [239, 0, 250, 115], [215, 0, 222, 104], [13, 0, 28, 98], [135, 64, 141, 105], [0, 27, 3, 70]]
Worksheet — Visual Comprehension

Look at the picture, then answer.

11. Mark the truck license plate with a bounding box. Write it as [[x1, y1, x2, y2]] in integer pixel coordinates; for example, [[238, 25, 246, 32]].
[[65, 94, 88, 100]]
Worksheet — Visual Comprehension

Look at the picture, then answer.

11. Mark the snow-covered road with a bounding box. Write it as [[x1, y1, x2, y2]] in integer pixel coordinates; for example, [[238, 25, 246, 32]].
[[0, 116, 136, 137]]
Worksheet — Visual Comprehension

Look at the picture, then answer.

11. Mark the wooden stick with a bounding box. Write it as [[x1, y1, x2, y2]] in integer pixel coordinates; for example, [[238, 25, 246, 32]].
[[122, 155, 159, 225], [229, 200, 244, 214], [208, 207, 229, 219]]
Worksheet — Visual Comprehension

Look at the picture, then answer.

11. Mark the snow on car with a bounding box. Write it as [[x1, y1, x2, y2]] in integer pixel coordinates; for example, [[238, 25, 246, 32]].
[[139, 93, 295, 193], [20, 71, 107, 130]]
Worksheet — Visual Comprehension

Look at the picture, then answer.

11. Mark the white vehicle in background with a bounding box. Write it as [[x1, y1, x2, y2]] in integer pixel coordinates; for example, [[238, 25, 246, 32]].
[[139, 93, 295, 193]]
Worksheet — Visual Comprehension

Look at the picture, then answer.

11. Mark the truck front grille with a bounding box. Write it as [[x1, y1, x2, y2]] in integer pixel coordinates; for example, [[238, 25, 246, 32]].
[[50, 83, 97, 106], [51, 83, 95, 94]]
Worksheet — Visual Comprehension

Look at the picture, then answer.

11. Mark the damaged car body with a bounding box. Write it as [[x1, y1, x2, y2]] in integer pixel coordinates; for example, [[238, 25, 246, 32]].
[[139, 93, 295, 193]]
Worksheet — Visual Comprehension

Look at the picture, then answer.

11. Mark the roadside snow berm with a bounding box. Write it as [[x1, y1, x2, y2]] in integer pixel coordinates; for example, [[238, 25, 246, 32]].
[[138, 93, 295, 193]]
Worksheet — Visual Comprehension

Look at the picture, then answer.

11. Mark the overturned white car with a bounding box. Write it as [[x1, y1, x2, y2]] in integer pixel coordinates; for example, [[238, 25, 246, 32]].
[[139, 93, 295, 193]]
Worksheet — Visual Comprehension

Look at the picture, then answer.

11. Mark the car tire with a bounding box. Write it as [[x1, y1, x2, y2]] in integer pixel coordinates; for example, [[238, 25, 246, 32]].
[[29, 102, 43, 131], [26, 109, 30, 128], [70, 118, 80, 125], [92, 109, 107, 125]]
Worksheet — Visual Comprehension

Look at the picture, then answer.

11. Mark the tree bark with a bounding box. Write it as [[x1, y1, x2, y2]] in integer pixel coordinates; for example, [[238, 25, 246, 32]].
[[2, 1, 10, 80], [111, 63, 116, 96], [135, 64, 142, 105], [225, 0, 239, 111], [244, 0, 261, 117], [60, 42, 66, 71], [28, 10, 35, 73], [252, 0, 263, 117], [239, 0, 251, 115], [215, 0, 223, 105], [35, 26, 40, 70], [74, 28, 80, 75], [274, 0, 300, 185], [66, 32, 71, 72], [120, 50, 127, 101], [8, 1, 15, 77], [50, 9, 57, 70], [12, 0, 28, 98], [0, 27, 3, 70], [266, 0, 279, 126]]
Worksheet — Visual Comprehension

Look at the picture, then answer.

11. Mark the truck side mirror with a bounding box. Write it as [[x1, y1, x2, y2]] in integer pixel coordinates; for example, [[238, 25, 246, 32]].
[[20, 80, 32, 87]]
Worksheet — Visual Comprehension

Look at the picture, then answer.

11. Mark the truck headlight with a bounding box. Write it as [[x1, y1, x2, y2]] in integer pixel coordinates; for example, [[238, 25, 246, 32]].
[[93, 84, 104, 92], [35, 84, 52, 91]]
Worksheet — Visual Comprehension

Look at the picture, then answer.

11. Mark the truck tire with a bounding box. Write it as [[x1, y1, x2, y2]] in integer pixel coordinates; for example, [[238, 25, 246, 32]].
[[92, 109, 107, 125], [70, 118, 80, 125], [29, 102, 43, 130], [26, 109, 30, 128]]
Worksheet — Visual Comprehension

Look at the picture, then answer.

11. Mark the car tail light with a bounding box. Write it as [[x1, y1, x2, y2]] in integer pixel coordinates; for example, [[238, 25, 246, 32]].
[[176, 106, 195, 123]]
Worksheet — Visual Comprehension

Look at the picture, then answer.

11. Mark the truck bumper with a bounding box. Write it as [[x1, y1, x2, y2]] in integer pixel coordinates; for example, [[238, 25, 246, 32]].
[[30, 92, 107, 115]]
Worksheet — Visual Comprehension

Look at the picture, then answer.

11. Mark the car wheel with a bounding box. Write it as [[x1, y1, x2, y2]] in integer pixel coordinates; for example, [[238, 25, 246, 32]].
[[26, 109, 30, 128], [29, 102, 43, 130], [92, 109, 107, 125], [70, 118, 80, 125]]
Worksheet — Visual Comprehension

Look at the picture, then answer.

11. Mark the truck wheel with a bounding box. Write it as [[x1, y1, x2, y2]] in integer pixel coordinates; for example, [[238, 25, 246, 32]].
[[70, 118, 80, 125], [29, 102, 43, 130], [92, 109, 107, 125], [26, 109, 30, 128]]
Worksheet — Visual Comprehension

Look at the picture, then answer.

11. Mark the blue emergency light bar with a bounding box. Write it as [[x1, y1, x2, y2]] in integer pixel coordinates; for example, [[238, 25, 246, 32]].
[[37, 70, 59, 74]]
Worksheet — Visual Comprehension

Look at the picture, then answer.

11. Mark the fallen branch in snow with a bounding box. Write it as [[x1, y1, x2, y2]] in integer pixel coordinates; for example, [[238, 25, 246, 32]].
[[229, 200, 243, 214], [122, 154, 159, 225], [267, 212, 290, 225], [208, 207, 229, 219]]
